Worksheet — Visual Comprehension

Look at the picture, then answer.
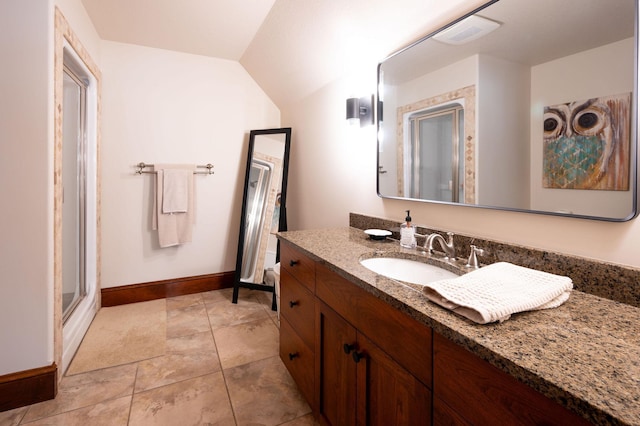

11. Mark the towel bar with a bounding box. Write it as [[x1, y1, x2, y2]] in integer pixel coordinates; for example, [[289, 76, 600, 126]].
[[135, 162, 214, 175]]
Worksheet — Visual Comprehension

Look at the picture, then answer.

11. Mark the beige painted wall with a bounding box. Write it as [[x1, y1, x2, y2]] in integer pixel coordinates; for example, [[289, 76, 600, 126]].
[[99, 41, 280, 288]]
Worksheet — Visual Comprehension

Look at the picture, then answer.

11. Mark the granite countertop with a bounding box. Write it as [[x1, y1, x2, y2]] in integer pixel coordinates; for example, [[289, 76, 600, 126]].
[[278, 227, 640, 426]]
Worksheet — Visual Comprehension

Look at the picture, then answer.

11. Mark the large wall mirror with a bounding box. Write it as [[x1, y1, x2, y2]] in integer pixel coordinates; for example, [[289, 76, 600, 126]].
[[377, 0, 638, 221], [232, 128, 291, 305]]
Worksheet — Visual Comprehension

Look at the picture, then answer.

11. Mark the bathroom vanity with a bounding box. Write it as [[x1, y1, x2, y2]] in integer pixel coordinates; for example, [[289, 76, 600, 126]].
[[277, 227, 639, 425]]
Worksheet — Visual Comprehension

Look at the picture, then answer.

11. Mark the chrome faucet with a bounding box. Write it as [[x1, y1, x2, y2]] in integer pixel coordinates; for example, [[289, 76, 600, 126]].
[[425, 232, 456, 260], [465, 244, 484, 269]]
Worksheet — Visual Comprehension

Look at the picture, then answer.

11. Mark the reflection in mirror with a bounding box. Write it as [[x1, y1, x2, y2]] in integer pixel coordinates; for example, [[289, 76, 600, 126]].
[[377, 0, 638, 221], [232, 128, 291, 305]]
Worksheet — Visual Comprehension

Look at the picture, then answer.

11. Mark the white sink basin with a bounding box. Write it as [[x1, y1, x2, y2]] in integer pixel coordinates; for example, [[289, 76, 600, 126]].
[[360, 257, 459, 286]]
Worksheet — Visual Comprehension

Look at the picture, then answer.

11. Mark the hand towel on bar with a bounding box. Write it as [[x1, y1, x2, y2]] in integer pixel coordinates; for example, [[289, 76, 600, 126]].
[[152, 164, 196, 248], [162, 169, 190, 213], [422, 262, 573, 324]]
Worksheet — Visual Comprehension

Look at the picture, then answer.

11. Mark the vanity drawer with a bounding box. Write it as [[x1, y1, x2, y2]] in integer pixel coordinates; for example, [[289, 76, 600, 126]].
[[280, 316, 315, 407], [281, 243, 315, 292], [315, 263, 432, 387], [280, 268, 315, 349]]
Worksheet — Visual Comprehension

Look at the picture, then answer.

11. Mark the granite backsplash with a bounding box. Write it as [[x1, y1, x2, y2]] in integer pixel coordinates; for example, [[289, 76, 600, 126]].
[[350, 212, 640, 308]]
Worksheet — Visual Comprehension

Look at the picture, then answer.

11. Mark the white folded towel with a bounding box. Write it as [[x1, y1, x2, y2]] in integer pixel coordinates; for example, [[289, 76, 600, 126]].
[[162, 168, 189, 213], [423, 262, 572, 324], [152, 164, 196, 248]]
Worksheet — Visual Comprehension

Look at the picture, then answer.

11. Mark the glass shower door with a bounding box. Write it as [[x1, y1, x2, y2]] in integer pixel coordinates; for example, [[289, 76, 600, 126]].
[[62, 66, 87, 323], [409, 106, 464, 202]]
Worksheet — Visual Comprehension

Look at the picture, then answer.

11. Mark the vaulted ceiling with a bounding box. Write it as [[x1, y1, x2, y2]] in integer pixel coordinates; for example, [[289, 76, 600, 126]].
[[81, 0, 479, 107]]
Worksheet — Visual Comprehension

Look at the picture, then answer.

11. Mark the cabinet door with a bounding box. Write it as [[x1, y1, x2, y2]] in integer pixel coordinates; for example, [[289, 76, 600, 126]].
[[355, 333, 432, 426], [316, 301, 357, 426], [315, 263, 432, 387]]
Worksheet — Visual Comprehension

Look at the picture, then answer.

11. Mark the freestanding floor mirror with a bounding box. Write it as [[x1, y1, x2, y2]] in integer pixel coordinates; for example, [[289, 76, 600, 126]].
[[232, 128, 292, 308]]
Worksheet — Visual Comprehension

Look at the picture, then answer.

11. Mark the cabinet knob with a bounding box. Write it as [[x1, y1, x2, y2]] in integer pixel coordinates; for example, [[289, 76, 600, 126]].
[[343, 343, 356, 354], [352, 351, 365, 363], [289, 300, 299, 308], [288, 352, 299, 361], [289, 260, 300, 267]]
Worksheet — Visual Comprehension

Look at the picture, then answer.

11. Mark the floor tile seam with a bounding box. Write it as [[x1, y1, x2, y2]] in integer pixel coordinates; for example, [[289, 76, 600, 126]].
[[125, 388, 134, 426], [205, 304, 239, 425], [58, 355, 144, 376], [64, 350, 172, 380], [141, 348, 222, 367], [11, 406, 28, 425], [131, 370, 228, 397], [268, 314, 280, 329], [217, 360, 240, 425], [134, 351, 223, 383], [204, 305, 272, 331], [204, 301, 225, 371], [221, 354, 282, 374], [222, 355, 312, 425], [19, 393, 135, 425]]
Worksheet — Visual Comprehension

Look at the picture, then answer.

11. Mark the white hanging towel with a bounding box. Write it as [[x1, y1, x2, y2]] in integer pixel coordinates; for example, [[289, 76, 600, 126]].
[[423, 262, 573, 324], [162, 169, 190, 213], [152, 164, 196, 248]]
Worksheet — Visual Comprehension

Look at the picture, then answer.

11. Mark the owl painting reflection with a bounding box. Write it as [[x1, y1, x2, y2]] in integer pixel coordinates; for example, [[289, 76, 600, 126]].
[[543, 93, 630, 190]]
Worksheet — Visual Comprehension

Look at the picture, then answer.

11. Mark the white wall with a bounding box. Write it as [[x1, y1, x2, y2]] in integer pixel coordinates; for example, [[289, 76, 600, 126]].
[[0, 0, 53, 375], [100, 41, 280, 288], [530, 38, 634, 218], [477, 54, 530, 209]]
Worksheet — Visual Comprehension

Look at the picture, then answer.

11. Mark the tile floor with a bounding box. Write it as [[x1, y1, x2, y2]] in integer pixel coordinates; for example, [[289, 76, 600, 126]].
[[1, 288, 317, 426]]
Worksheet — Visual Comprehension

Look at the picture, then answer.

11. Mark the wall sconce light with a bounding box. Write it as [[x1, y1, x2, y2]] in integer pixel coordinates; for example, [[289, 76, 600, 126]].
[[346, 95, 374, 127]]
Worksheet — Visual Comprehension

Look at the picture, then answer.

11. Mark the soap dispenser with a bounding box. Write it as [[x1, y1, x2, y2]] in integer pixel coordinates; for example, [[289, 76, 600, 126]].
[[400, 210, 417, 249]]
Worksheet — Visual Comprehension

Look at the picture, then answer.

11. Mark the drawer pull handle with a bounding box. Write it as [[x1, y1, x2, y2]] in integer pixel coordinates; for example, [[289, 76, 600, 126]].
[[352, 351, 365, 363], [289, 300, 299, 308], [343, 343, 356, 354], [288, 352, 299, 361], [289, 260, 300, 267]]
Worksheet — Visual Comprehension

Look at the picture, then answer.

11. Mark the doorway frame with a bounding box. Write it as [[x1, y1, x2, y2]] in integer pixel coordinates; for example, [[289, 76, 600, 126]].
[[53, 7, 102, 377]]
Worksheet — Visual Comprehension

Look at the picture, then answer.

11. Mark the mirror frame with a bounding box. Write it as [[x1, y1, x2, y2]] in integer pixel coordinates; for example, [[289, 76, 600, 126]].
[[376, 0, 639, 222], [232, 127, 292, 304]]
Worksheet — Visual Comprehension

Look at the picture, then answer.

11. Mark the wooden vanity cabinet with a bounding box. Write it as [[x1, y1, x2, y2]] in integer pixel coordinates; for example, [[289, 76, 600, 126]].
[[279, 242, 589, 425], [280, 244, 316, 408], [280, 242, 432, 425], [433, 333, 591, 426]]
